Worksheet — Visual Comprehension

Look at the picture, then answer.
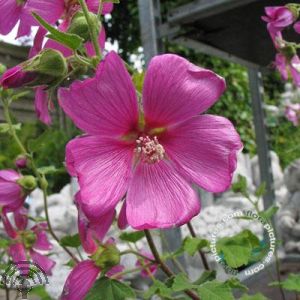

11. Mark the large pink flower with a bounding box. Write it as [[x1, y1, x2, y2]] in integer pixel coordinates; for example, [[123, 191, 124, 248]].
[[59, 51, 242, 230], [0, 170, 25, 212], [2, 211, 55, 276]]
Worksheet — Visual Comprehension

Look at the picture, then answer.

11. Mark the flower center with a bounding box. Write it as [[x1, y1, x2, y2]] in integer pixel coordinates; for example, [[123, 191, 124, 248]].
[[135, 136, 165, 164]]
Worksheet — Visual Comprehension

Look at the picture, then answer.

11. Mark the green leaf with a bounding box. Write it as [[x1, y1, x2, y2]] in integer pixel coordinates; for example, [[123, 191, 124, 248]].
[[32, 12, 83, 50], [216, 230, 260, 268], [64, 259, 76, 268], [259, 205, 279, 221], [119, 231, 144, 243], [197, 280, 234, 300], [60, 234, 81, 248], [0, 123, 21, 134], [255, 182, 266, 198], [30, 286, 52, 300], [269, 273, 300, 292], [183, 237, 209, 256], [240, 293, 269, 300], [85, 277, 135, 300], [171, 273, 195, 292], [225, 277, 248, 292], [144, 280, 173, 299], [0, 239, 9, 249], [232, 174, 248, 196], [193, 271, 216, 285]]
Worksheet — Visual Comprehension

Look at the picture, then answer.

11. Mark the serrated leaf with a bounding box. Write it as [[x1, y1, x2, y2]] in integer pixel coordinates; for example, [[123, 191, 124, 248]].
[[240, 293, 269, 300], [193, 271, 216, 286], [232, 174, 248, 196], [119, 231, 144, 243], [85, 277, 135, 300], [269, 273, 300, 292], [216, 230, 260, 268], [225, 277, 248, 292], [197, 280, 234, 300], [60, 234, 81, 248], [32, 12, 83, 50], [183, 237, 209, 256], [0, 123, 21, 134]]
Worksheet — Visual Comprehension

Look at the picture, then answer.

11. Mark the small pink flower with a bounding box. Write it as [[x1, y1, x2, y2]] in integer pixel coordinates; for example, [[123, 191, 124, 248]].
[[59, 52, 242, 229], [275, 53, 300, 87], [2, 212, 55, 276], [262, 6, 295, 39], [0, 170, 25, 213], [61, 239, 123, 300], [285, 103, 300, 126], [135, 251, 157, 278]]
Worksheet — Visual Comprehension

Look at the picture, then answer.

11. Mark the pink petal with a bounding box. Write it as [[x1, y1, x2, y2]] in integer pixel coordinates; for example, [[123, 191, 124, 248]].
[[0, 0, 23, 35], [290, 55, 300, 87], [135, 251, 157, 278], [61, 260, 100, 300], [275, 53, 288, 81], [59, 51, 139, 137], [86, 0, 113, 14], [295, 21, 300, 34], [32, 223, 53, 251], [35, 87, 52, 125], [14, 206, 28, 230], [0, 170, 24, 211], [85, 27, 106, 56], [163, 115, 242, 193], [66, 135, 134, 221], [9, 243, 28, 275], [30, 249, 56, 275], [106, 265, 124, 279], [1, 211, 18, 238], [126, 160, 200, 229], [77, 193, 115, 254], [117, 201, 128, 230], [142, 54, 226, 128], [29, 27, 47, 58]]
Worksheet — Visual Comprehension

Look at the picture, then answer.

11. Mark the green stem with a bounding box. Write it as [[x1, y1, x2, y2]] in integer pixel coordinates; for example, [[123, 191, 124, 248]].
[[78, 0, 101, 58], [110, 262, 153, 279], [187, 222, 210, 271], [144, 230, 200, 300], [120, 249, 156, 263]]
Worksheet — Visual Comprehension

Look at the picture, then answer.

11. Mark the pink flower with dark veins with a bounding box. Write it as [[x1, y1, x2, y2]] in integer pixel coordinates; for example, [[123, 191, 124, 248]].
[[2, 211, 55, 276], [59, 51, 242, 230]]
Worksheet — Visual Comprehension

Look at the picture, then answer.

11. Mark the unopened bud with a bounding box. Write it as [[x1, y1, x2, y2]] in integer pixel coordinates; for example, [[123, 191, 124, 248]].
[[68, 12, 99, 42], [17, 175, 37, 192], [286, 4, 300, 19], [15, 155, 28, 169], [91, 243, 120, 271], [281, 45, 297, 60]]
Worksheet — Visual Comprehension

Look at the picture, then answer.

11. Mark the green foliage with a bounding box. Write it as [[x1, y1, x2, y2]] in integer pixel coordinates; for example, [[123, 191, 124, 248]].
[[197, 280, 234, 300], [240, 293, 269, 300], [0, 123, 21, 133], [85, 277, 135, 300], [182, 237, 209, 256], [216, 230, 260, 268], [259, 205, 279, 222], [225, 277, 248, 292], [232, 174, 248, 196], [193, 271, 216, 285], [60, 234, 81, 248], [119, 231, 145, 243], [269, 273, 300, 292], [30, 286, 53, 300]]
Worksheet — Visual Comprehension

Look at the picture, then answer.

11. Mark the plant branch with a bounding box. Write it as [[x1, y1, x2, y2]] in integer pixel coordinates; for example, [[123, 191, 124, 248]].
[[187, 222, 210, 271], [144, 230, 200, 300]]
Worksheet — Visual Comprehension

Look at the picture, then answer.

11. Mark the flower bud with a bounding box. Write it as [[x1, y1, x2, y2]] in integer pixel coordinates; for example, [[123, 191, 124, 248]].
[[286, 4, 300, 19], [91, 243, 120, 271], [15, 155, 28, 169], [281, 45, 297, 60], [0, 49, 67, 89], [68, 12, 100, 42], [17, 175, 37, 193]]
